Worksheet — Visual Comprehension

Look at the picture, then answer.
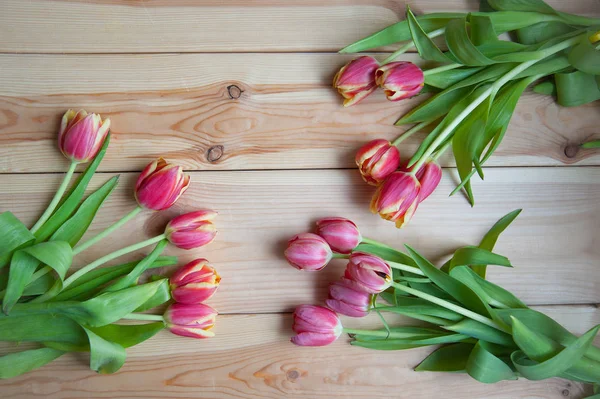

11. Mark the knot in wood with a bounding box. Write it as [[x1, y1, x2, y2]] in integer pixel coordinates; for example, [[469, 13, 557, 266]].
[[286, 370, 300, 381], [206, 145, 224, 162], [562, 389, 570, 397], [564, 144, 579, 159], [227, 84, 243, 99]]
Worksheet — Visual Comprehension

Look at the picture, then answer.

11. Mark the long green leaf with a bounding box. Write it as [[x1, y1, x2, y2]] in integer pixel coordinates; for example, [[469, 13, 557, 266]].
[[406, 7, 453, 63], [90, 322, 165, 348], [445, 318, 515, 346], [83, 327, 126, 374], [424, 66, 485, 89], [517, 21, 577, 44], [50, 176, 119, 246], [466, 341, 517, 383], [3, 241, 73, 314], [355, 243, 417, 268], [450, 266, 527, 309], [380, 296, 463, 322], [0, 314, 87, 344], [446, 18, 496, 66], [339, 13, 465, 53], [33, 135, 110, 242], [415, 343, 475, 372], [451, 246, 512, 270], [556, 70, 600, 107], [0, 348, 64, 379], [0, 212, 35, 269]]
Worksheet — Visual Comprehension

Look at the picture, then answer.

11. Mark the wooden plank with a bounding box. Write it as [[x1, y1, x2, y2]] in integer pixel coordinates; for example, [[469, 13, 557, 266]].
[[0, 305, 598, 398], [0, 0, 598, 53], [1, 53, 598, 173], [1, 167, 598, 312]]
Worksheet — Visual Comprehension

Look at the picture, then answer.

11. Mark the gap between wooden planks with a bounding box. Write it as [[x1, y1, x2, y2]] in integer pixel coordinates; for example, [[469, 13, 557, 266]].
[[0, 53, 598, 173], [1, 167, 598, 313], [0, 306, 598, 399], [0, 0, 597, 53]]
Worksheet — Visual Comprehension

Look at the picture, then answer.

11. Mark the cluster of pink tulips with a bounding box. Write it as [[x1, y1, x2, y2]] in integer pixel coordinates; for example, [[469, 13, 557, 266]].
[[285, 217, 401, 345], [58, 109, 221, 339], [333, 57, 443, 228]]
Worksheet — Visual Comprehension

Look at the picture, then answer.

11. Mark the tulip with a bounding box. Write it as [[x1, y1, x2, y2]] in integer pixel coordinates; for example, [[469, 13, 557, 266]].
[[344, 252, 392, 294], [284, 233, 333, 271], [58, 109, 111, 163], [291, 305, 343, 346], [135, 158, 190, 211], [333, 56, 379, 107], [315, 217, 362, 254], [370, 171, 420, 228], [413, 159, 442, 202], [375, 62, 424, 101], [165, 210, 218, 250], [170, 259, 221, 304], [326, 278, 372, 317], [164, 303, 217, 339], [355, 139, 401, 186]]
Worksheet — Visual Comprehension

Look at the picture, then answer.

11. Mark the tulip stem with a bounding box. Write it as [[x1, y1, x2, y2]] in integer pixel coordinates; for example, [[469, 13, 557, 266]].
[[73, 206, 143, 255], [382, 28, 446, 64], [391, 282, 508, 333], [332, 253, 350, 259], [62, 233, 166, 289], [343, 327, 407, 338], [387, 261, 425, 276], [122, 313, 165, 322], [392, 120, 432, 147], [422, 63, 462, 77], [431, 140, 452, 161], [30, 161, 78, 234]]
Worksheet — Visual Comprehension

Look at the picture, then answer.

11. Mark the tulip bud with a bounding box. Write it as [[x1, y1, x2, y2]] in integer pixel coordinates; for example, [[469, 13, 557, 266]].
[[170, 259, 220, 304], [326, 278, 372, 317], [344, 252, 392, 294], [413, 159, 442, 202], [135, 158, 190, 211], [375, 62, 424, 102], [165, 210, 217, 250], [58, 109, 111, 163], [315, 217, 361, 254], [370, 171, 420, 228], [355, 139, 401, 186], [291, 305, 343, 346], [164, 303, 217, 339], [333, 56, 379, 107], [284, 233, 333, 271]]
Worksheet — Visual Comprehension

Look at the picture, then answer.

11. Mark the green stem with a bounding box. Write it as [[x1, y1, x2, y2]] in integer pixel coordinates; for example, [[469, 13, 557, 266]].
[[489, 299, 510, 309], [387, 261, 425, 276], [122, 313, 164, 322], [431, 140, 452, 161], [410, 33, 584, 174], [391, 282, 508, 333], [30, 161, 78, 234], [360, 237, 396, 250], [392, 121, 432, 147], [342, 327, 402, 338], [73, 206, 143, 255], [62, 234, 166, 289], [332, 253, 349, 259], [382, 27, 446, 64], [423, 63, 462, 76]]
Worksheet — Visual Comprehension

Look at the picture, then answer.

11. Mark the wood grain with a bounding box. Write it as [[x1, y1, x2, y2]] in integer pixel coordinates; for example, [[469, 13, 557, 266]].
[[1, 168, 598, 313], [0, 305, 598, 398], [1, 0, 597, 53], [1, 53, 598, 173]]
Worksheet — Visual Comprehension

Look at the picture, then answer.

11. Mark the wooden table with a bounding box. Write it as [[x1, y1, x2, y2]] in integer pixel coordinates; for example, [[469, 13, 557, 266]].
[[1, 1, 599, 398]]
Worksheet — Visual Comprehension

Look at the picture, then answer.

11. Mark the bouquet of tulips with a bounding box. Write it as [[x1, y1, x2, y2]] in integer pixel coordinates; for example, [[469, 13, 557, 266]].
[[333, 0, 600, 228], [284, 214, 600, 394], [0, 110, 221, 378]]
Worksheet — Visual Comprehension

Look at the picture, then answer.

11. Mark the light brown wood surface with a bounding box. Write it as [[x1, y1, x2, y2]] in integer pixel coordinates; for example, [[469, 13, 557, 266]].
[[0, 0, 599, 398]]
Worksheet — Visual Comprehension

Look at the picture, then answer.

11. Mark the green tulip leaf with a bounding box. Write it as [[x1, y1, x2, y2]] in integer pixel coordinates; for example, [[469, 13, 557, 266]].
[[450, 266, 527, 309], [3, 241, 72, 314], [511, 321, 600, 380], [416, 342, 475, 372], [33, 135, 110, 242], [0, 348, 64, 379], [22, 272, 55, 296], [405, 245, 493, 318], [339, 13, 465, 53], [0, 314, 87, 344], [582, 140, 600, 149], [351, 332, 471, 350], [354, 244, 416, 268], [406, 7, 453, 63], [556, 70, 600, 107], [451, 246, 512, 271], [0, 212, 35, 269], [52, 256, 177, 302], [446, 18, 496, 66], [134, 277, 172, 312], [380, 296, 463, 322], [51, 176, 119, 246], [82, 326, 126, 374], [444, 318, 515, 346], [568, 36, 600, 74], [466, 341, 518, 383], [424, 66, 485, 89], [90, 322, 165, 348], [517, 21, 578, 45]]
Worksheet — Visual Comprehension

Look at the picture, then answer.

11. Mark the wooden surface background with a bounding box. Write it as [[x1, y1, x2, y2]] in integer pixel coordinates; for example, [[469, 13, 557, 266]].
[[0, 0, 599, 398]]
